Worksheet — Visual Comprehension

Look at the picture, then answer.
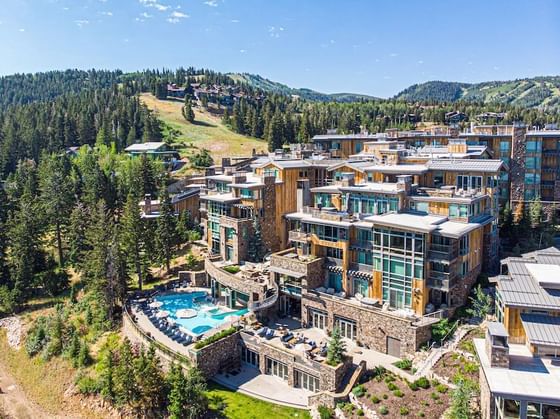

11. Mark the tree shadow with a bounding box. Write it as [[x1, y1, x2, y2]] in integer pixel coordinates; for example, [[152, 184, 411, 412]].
[[192, 119, 217, 128]]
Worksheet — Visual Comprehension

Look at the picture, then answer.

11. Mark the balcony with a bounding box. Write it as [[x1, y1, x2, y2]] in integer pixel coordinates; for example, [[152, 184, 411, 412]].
[[351, 240, 373, 250], [349, 262, 374, 274], [288, 231, 311, 242], [427, 271, 458, 291], [428, 243, 458, 261]]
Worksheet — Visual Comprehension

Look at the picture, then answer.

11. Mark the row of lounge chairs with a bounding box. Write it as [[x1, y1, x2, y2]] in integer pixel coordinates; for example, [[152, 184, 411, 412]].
[[256, 327, 275, 339], [145, 310, 193, 346]]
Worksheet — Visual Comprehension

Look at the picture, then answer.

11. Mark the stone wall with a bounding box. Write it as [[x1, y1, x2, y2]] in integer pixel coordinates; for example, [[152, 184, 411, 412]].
[[270, 250, 325, 290], [205, 258, 266, 302], [262, 175, 278, 253], [449, 263, 481, 309], [189, 331, 241, 378], [479, 365, 494, 419], [510, 125, 528, 218], [301, 292, 432, 357], [178, 270, 207, 287], [240, 331, 348, 392], [219, 216, 253, 264]]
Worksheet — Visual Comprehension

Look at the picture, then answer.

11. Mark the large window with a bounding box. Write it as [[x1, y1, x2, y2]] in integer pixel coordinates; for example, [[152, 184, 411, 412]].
[[239, 188, 254, 198], [335, 316, 357, 340], [374, 228, 424, 309], [266, 358, 288, 380], [357, 250, 373, 265], [295, 370, 320, 392], [315, 193, 334, 208], [241, 347, 260, 367], [328, 271, 343, 292], [526, 140, 542, 152], [500, 141, 511, 152], [348, 194, 399, 215], [526, 157, 541, 170], [307, 223, 347, 242], [310, 309, 327, 330], [525, 173, 541, 185], [457, 175, 482, 191]]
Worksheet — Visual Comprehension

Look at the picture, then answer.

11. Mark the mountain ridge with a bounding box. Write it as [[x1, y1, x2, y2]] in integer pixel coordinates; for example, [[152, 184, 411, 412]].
[[393, 76, 560, 108]]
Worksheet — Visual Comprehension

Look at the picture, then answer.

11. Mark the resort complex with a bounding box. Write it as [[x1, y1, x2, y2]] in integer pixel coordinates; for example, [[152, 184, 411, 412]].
[[120, 123, 560, 415]]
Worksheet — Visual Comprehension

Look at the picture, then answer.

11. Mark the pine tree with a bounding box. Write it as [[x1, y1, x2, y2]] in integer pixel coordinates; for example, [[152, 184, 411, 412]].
[[155, 187, 177, 273], [466, 285, 492, 320], [182, 100, 195, 123], [176, 210, 193, 244], [100, 349, 115, 401], [266, 109, 284, 151], [449, 379, 477, 419], [38, 153, 74, 266], [121, 193, 148, 290], [114, 339, 138, 406], [327, 327, 346, 366], [67, 202, 90, 271], [135, 346, 165, 414]]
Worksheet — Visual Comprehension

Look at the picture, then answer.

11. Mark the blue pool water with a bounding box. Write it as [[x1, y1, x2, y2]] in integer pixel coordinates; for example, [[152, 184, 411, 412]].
[[154, 291, 248, 335]]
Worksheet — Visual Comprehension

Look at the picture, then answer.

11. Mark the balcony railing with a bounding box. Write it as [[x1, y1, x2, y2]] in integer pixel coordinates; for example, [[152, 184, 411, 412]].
[[428, 243, 458, 260], [427, 271, 458, 291], [288, 231, 311, 242]]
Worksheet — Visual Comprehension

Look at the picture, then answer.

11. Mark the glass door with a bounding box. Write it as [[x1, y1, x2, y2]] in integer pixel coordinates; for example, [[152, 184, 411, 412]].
[[311, 310, 327, 330], [390, 289, 404, 309]]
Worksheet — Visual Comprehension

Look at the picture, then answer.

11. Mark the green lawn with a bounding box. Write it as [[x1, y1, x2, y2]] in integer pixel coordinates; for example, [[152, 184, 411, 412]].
[[140, 93, 267, 169], [206, 382, 311, 419]]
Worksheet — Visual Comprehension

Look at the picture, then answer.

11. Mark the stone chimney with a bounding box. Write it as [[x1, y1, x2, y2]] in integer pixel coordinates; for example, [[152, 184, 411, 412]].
[[396, 175, 412, 193], [340, 172, 355, 187], [485, 322, 510, 369], [144, 194, 152, 215]]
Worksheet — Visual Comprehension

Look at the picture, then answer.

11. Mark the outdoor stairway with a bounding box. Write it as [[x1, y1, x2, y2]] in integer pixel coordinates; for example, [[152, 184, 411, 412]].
[[248, 281, 279, 312]]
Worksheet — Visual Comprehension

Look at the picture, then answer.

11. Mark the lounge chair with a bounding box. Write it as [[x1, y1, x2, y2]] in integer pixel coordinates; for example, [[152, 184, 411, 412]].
[[265, 329, 275, 339], [256, 327, 267, 337], [281, 332, 294, 342]]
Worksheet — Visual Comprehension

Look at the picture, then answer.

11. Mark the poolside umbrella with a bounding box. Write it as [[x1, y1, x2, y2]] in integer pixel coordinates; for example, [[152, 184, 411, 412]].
[[149, 301, 163, 308], [295, 343, 313, 352], [167, 318, 176, 326], [156, 310, 170, 318]]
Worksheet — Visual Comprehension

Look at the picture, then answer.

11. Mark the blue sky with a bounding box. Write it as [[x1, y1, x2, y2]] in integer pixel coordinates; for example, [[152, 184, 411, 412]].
[[0, 0, 559, 97]]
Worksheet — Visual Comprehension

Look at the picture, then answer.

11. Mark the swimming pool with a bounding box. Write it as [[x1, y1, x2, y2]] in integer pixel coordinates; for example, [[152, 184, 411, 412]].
[[154, 291, 248, 335]]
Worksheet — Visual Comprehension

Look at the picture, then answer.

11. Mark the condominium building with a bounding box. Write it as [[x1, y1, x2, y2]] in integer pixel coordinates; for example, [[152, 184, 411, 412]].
[[476, 247, 560, 418]]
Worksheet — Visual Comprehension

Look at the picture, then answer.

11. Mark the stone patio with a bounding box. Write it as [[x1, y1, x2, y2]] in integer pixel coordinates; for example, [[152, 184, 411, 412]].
[[213, 365, 313, 408]]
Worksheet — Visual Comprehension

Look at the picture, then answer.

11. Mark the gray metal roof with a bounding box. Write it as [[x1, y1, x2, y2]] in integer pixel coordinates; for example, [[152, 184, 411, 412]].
[[488, 322, 509, 337], [427, 159, 504, 173], [520, 314, 560, 347], [498, 258, 560, 309]]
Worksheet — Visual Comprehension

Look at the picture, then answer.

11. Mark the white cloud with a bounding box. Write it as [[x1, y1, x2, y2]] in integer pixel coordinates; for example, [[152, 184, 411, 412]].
[[167, 10, 189, 23], [19, 28, 25, 32], [493, 66, 500, 71], [101, 11, 113, 16], [204, 0, 218, 6], [268, 26, 284, 38], [389, 52, 398, 57], [417, 60, 424, 64], [139, 0, 169, 11], [230, 19, 239, 23], [75, 19, 89, 27], [62, 7, 69, 11], [239, 49, 247, 53], [141, 12, 153, 18]]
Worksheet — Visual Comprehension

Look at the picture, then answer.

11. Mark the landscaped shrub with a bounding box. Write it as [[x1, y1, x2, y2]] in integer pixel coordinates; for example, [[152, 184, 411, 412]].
[[223, 265, 240, 274], [414, 376, 431, 389], [393, 358, 413, 370], [393, 389, 404, 398], [419, 411, 425, 417], [352, 384, 366, 397], [318, 405, 334, 419], [387, 382, 399, 391], [371, 395, 380, 404], [382, 394, 388, 399], [436, 384, 448, 394], [76, 374, 100, 395], [400, 406, 409, 416], [431, 318, 454, 343], [356, 408, 364, 416], [371, 365, 386, 379], [194, 326, 238, 349], [384, 375, 396, 383], [431, 392, 440, 400], [464, 360, 479, 374], [407, 381, 418, 391], [379, 406, 389, 415]]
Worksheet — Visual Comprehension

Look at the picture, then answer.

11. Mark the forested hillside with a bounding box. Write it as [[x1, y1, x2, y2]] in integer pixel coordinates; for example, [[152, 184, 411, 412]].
[[395, 76, 560, 108], [227, 73, 378, 102]]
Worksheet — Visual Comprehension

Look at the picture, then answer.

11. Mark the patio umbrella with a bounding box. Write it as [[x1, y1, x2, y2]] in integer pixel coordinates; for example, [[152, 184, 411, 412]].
[[156, 310, 170, 318], [295, 343, 313, 352], [149, 301, 163, 308]]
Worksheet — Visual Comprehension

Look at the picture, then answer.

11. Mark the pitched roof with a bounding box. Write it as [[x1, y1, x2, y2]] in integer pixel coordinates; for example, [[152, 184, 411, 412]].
[[520, 314, 560, 347], [426, 159, 504, 173], [125, 142, 166, 152]]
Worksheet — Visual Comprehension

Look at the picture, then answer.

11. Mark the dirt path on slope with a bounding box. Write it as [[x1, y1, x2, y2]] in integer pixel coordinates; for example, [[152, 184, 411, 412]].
[[0, 363, 67, 419]]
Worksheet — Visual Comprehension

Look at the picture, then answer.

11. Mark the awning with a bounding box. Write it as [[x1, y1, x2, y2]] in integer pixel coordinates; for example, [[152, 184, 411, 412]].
[[520, 313, 560, 348], [268, 265, 306, 279]]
